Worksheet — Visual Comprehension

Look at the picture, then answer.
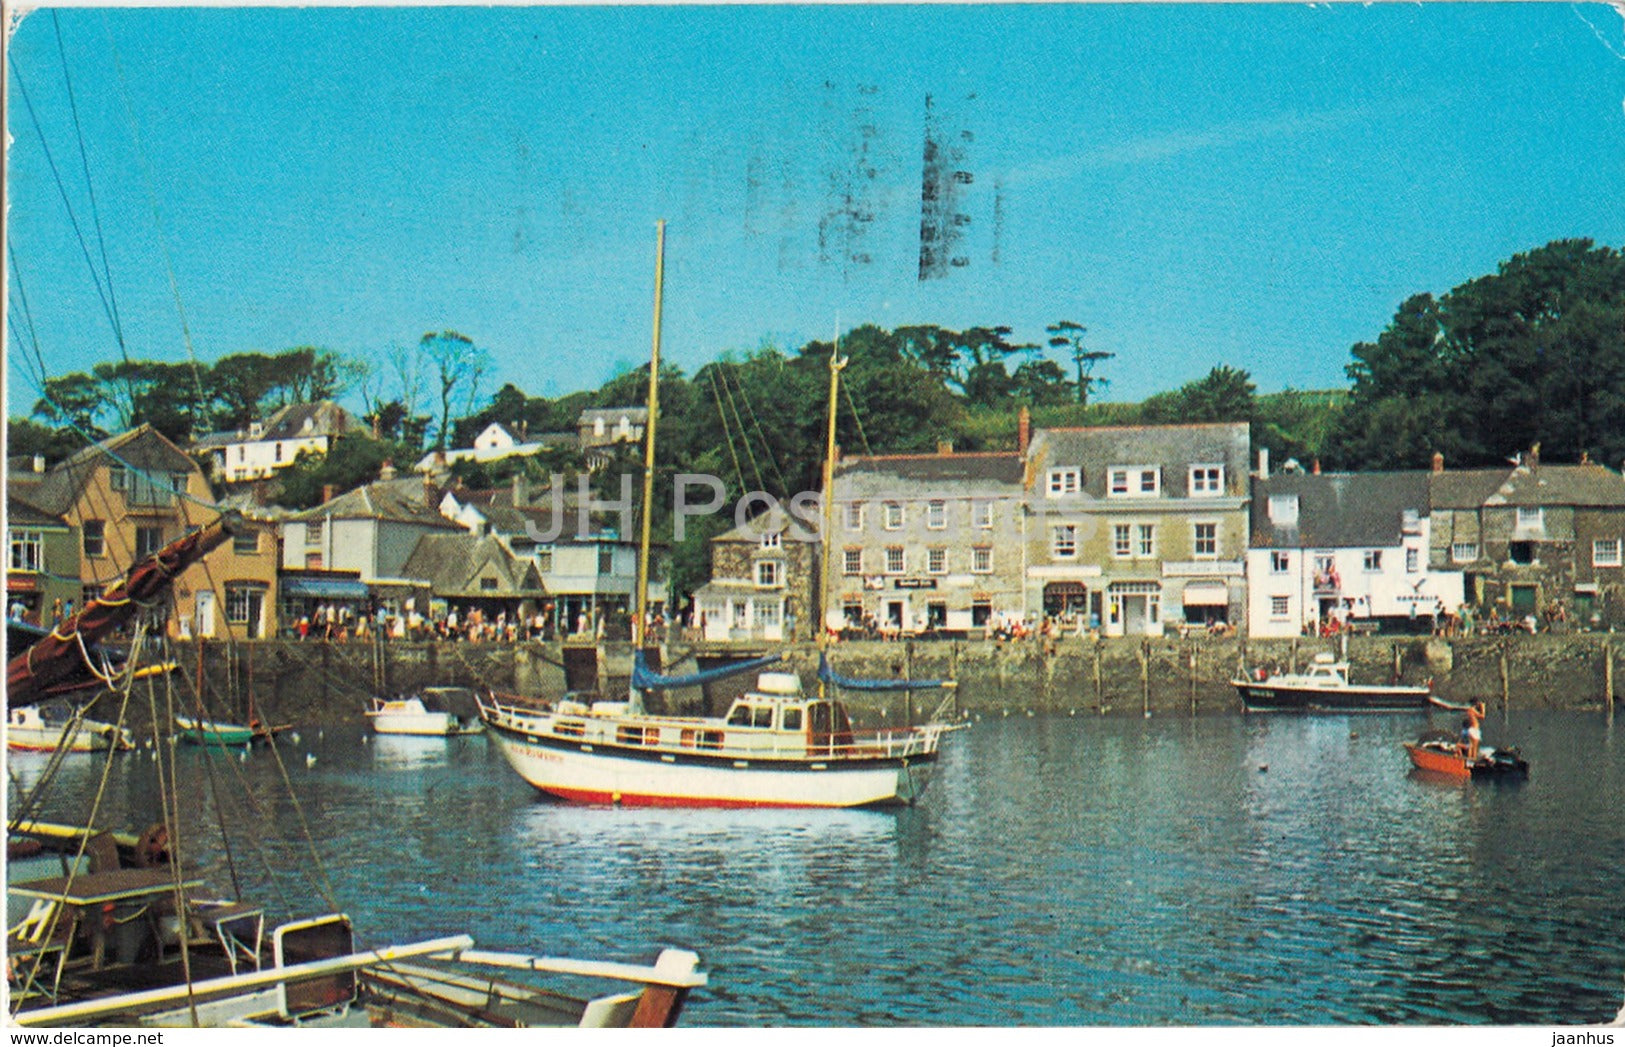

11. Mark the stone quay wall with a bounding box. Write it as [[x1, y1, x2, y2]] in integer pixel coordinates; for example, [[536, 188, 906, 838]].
[[132, 633, 1622, 732]]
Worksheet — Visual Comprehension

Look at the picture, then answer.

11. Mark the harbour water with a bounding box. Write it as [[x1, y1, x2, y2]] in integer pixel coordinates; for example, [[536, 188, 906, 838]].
[[9, 708, 1624, 1026]]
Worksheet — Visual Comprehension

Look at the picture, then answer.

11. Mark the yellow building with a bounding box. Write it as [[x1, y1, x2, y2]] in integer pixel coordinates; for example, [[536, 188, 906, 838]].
[[12, 426, 279, 640]]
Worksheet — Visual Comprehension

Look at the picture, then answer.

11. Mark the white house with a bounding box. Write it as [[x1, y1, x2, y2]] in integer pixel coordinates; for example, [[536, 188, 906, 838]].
[[1246, 469, 1464, 638], [413, 423, 578, 473], [196, 401, 364, 483]]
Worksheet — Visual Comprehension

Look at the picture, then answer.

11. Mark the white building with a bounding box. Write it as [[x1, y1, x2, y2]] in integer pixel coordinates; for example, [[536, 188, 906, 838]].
[[413, 423, 577, 473], [197, 401, 364, 483], [1246, 469, 1464, 638]]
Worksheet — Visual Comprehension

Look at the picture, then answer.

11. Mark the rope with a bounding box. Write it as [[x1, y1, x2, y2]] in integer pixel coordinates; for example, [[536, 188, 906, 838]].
[[707, 370, 747, 497]]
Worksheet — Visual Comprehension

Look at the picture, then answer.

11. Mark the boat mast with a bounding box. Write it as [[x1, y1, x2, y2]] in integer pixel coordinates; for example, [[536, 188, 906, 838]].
[[818, 338, 848, 699], [634, 220, 665, 656]]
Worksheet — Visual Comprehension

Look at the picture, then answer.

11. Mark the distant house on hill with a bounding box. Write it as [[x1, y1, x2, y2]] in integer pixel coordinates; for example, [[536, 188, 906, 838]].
[[413, 422, 578, 474], [578, 407, 647, 470], [10, 425, 280, 639], [195, 401, 366, 483]]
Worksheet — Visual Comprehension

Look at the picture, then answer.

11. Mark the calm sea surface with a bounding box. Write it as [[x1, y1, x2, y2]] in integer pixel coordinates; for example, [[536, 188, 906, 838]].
[[8, 708, 1624, 1026]]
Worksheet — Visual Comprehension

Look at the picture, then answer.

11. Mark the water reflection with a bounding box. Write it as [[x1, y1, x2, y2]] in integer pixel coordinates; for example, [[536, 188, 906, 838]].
[[5, 710, 1622, 1026]]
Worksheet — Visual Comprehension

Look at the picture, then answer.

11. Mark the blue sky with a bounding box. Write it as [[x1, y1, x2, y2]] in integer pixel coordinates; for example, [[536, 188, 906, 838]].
[[6, 3, 1624, 423]]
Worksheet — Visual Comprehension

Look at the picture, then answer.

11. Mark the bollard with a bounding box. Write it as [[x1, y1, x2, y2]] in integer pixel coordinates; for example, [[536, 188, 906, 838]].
[[1139, 640, 1151, 717]]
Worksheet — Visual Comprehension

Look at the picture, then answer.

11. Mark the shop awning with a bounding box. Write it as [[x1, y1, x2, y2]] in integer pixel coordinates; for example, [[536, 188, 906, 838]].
[[281, 577, 369, 600], [1043, 581, 1087, 596], [1182, 583, 1230, 606]]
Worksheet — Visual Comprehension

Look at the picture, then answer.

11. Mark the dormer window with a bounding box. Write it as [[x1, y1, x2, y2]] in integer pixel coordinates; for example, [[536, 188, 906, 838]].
[[1268, 494, 1299, 526], [760, 530, 782, 549], [1047, 468, 1081, 496], [594, 417, 606, 437], [1189, 465, 1224, 496], [1516, 506, 1544, 530], [1108, 467, 1160, 497]]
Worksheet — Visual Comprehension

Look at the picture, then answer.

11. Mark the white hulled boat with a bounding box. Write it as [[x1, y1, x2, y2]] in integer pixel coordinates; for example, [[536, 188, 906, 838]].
[[7, 703, 135, 753], [367, 686, 484, 736], [479, 223, 962, 808]]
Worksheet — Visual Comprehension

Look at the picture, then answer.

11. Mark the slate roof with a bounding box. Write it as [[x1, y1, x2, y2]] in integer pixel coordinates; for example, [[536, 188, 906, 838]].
[[400, 533, 545, 597], [1251, 471, 1430, 549], [1027, 422, 1251, 498], [286, 476, 460, 528], [193, 401, 364, 450], [711, 509, 821, 544], [1430, 462, 1625, 510], [832, 452, 1026, 498], [18, 426, 198, 517]]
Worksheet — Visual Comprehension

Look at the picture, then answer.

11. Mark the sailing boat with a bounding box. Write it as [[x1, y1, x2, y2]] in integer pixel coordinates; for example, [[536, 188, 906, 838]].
[[477, 226, 962, 808], [7, 515, 706, 1027]]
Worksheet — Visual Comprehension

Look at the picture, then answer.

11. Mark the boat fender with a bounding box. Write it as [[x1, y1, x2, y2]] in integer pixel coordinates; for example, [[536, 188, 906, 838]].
[[136, 822, 171, 868]]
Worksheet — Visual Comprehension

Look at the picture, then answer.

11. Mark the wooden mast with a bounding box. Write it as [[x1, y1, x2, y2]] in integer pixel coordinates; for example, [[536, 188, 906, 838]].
[[634, 220, 665, 656], [817, 339, 848, 699]]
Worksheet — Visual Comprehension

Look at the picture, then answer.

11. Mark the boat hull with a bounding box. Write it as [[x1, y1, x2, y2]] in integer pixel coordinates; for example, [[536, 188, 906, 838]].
[[483, 719, 935, 808], [6, 725, 131, 753], [1404, 740, 1529, 779], [173, 718, 256, 747], [1232, 681, 1432, 713]]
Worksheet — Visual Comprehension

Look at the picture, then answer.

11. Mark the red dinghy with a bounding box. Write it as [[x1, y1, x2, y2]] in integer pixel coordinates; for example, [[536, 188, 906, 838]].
[[1403, 736, 1529, 779]]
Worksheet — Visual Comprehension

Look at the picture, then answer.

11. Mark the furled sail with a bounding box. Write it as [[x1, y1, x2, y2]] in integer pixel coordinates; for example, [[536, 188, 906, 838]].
[[817, 653, 953, 692], [631, 649, 781, 692]]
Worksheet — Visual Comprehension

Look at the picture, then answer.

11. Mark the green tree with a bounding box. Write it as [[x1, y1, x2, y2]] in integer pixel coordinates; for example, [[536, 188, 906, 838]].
[[1046, 320, 1114, 405], [419, 331, 490, 450]]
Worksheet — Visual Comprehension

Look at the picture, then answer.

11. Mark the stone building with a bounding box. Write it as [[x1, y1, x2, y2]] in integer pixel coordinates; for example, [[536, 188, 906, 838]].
[[692, 512, 819, 643], [1022, 422, 1251, 635], [828, 448, 1027, 635], [1246, 468, 1463, 637], [1428, 449, 1625, 628]]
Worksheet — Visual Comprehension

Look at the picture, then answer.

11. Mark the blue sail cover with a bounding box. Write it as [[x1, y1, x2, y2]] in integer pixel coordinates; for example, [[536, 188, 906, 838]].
[[631, 649, 782, 691], [817, 653, 950, 692]]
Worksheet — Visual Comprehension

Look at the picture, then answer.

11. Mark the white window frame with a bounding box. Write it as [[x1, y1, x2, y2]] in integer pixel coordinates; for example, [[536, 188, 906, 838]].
[[973, 501, 994, 529], [1052, 525, 1078, 559], [885, 546, 905, 575], [971, 546, 992, 574], [1405, 548, 1420, 573], [1112, 524, 1132, 558], [8, 530, 44, 572], [845, 503, 864, 530], [1363, 550, 1383, 573], [883, 503, 903, 530], [1047, 468, 1081, 496], [1451, 542, 1479, 564], [843, 548, 862, 576], [926, 500, 947, 530], [1108, 466, 1161, 498], [1136, 524, 1155, 558], [1268, 495, 1299, 526], [927, 547, 947, 574], [1516, 506, 1544, 529], [1189, 464, 1224, 497], [1269, 595, 1291, 619], [760, 531, 782, 549], [1192, 522, 1218, 559], [1270, 550, 1290, 574], [1594, 539, 1623, 568], [755, 560, 782, 588]]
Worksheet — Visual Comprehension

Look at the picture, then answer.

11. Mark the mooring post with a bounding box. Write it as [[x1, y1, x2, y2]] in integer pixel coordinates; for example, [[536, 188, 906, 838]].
[[1289, 637, 1299, 675], [1093, 639, 1104, 710], [1499, 638, 1511, 721], [1605, 639, 1615, 714], [1139, 639, 1150, 717], [1188, 644, 1198, 716]]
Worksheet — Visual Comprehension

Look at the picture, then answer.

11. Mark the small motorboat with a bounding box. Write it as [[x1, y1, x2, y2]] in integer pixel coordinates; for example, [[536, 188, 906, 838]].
[[1404, 732, 1529, 779], [7, 703, 134, 753], [366, 687, 483, 736], [173, 715, 289, 748], [1232, 652, 1432, 712]]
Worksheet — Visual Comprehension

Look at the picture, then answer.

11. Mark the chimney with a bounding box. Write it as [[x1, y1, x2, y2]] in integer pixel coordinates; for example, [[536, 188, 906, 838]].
[[320, 484, 336, 504], [1580, 451, 1592, 466], [1017, 407, 1031, 457], [379, 460, 397, 482], [1431, 451, 1444, 474], [1312, 458, 1321, 475], [433, 449, 447, 470], [1257, 447, 1270, 480], [937, 440, 953, 456], [1529, 442, 1540, 469]]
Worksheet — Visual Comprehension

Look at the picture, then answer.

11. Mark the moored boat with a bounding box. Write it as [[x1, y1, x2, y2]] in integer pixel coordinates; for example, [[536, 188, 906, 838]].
[[366, 687, 483, 736], [1403, 734, 1529, 779], [7, 703, 134, 753], [479, 662, 955, 808], [172, 715, 289, 748], [1232, 652, 1432, 712]]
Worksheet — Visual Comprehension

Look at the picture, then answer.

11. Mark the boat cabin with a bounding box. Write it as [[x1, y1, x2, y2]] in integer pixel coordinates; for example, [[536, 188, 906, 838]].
[[720, 672, 856, 753], [1290, 653, 1351, 687]]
